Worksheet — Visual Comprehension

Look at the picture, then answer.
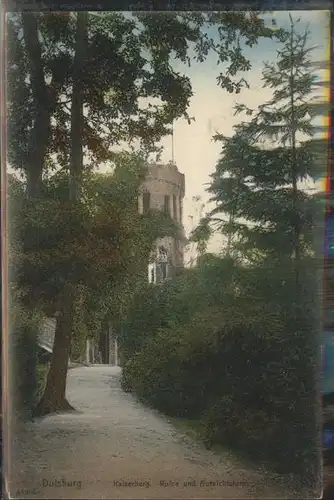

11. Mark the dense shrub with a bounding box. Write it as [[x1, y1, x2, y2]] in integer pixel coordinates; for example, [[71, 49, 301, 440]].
[[121, 257, 319, 478], [119, 273, 197, 363], [120, 358, 135, 392], [122, 331, 195, 416], [120, 258, 238, 364], [202, 397, 274, 453]]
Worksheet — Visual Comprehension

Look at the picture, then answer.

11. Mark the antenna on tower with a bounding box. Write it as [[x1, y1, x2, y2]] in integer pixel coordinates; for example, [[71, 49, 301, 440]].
[[171, 120, 175, 164]]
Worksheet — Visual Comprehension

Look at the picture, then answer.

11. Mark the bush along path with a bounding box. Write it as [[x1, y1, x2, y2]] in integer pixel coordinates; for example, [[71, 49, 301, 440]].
[[8, 365, 316, 499]]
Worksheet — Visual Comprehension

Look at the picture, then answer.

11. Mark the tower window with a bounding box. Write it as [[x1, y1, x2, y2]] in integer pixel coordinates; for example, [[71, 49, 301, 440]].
[[158, 245, 168, 262], [161, 262, 167, 280], [173, 195, 177, 219], [143, 192, 150, 213], [164, 195, 170, 215]]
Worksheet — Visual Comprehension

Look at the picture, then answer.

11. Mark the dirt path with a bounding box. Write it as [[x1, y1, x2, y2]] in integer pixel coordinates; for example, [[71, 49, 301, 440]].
[[9, 366, 316, 499]]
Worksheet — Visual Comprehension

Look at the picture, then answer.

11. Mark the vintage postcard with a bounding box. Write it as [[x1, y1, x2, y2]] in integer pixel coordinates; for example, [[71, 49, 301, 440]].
[[2, 4, 331, 499]]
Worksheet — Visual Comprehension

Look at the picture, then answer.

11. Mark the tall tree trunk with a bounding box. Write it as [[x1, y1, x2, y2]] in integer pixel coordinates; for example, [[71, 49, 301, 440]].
[[34, 13, 88, 416], [226, 211, 233, 257], [70, 12, 87, 201], [33, 286, 75, 416], [18, 13, 52, 420], [22, 13, 53, 199]]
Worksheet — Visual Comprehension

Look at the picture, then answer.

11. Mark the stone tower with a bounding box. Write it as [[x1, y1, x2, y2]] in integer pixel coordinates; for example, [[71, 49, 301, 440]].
[[138, 162, 186, 283]]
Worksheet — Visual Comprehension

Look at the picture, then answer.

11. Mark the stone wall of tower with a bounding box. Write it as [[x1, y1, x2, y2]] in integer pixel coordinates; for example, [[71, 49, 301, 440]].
[[138, 162, 186, 279]]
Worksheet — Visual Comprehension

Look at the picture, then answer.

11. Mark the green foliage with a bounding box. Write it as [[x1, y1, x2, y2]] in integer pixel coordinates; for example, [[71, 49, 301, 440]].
[[188, 217, 212, 256], [70, 286, 90, 360], [120, 257, 236, 363], [11, 152, 179, 369], [208, 19, 321, 266], [7, 12, 281, 183], [120, 280, 186, 362], [122, 248, 318, 476], [120, 262, 213, 369]]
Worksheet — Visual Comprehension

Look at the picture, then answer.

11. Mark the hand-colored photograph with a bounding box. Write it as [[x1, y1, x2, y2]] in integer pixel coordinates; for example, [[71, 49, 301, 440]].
[[3, 8, 330, 499]]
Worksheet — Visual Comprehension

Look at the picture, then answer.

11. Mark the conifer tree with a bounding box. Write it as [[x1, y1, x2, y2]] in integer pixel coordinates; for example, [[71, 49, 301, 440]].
[[209, 17, 321, 289], [207, 18, 324, 475]]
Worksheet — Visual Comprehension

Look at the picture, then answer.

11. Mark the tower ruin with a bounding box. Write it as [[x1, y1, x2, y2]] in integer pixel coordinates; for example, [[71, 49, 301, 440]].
[[138, 162, 186, 284]]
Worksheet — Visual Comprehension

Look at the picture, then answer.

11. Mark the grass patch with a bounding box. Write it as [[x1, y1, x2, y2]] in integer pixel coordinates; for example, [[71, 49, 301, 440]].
[[170, 417, 228, 455], [169, 417, 206, 442], [169, 416, 260, 466]]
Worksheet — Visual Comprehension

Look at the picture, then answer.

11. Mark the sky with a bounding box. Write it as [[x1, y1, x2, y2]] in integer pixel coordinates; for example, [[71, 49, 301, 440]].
[[144, 10, 330, 262]]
